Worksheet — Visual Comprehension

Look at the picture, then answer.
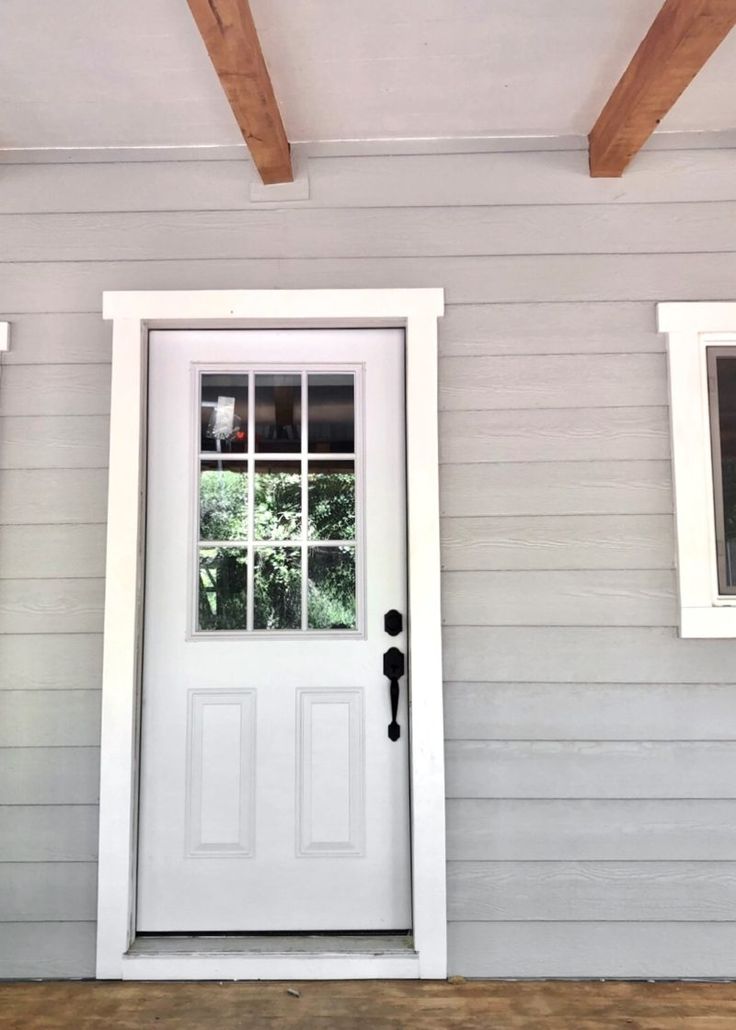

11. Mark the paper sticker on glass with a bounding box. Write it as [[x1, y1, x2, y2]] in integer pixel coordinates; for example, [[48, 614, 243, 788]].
[[196, 368, 358, 633], [201, 375, 248, 453]]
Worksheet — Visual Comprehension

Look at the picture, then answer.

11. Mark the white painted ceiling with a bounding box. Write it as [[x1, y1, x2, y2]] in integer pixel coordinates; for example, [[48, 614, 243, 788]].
[[2, 0, 736, 150]]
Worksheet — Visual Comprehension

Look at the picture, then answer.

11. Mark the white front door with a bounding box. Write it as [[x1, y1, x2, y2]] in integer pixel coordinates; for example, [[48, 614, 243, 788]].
[[136, 328, 411, 933]]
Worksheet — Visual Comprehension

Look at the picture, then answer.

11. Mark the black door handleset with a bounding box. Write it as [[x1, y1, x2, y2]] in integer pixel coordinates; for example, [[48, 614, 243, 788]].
[[384, 647, 404, 742], [383, 610, 404, 742]]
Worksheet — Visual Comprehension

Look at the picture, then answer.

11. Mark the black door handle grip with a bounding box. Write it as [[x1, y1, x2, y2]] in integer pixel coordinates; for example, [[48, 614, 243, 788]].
[[383, 646, 404, 742]]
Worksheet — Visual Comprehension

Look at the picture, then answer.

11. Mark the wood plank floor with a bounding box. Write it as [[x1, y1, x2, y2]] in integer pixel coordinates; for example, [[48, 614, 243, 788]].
[[2, 981, 736, 1029]]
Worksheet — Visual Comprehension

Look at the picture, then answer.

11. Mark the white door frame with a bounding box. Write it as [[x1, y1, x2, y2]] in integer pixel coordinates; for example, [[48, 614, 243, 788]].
[[96, 289, 447, 980]]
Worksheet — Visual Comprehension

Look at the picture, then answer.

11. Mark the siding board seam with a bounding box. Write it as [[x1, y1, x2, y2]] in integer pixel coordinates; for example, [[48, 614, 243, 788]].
[[445, 569, 674, 575], [3, 197, 736, 212], [446, 739, 736, 743], [446, 922, 736, 926], [437, 406, 670, 414], [1, 251, 736, 265]]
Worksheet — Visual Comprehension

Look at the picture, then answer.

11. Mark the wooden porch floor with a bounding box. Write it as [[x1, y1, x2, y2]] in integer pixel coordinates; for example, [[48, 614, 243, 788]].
[[2, 980, 736, 1029]]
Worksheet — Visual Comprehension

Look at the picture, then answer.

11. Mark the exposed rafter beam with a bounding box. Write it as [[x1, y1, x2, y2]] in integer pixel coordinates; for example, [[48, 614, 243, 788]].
[[186, 0, 292, 184], [589, 0, 736, 177]]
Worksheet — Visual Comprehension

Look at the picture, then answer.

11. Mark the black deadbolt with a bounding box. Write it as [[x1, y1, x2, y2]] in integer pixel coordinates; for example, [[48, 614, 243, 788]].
[[384, 609, 403, 636]]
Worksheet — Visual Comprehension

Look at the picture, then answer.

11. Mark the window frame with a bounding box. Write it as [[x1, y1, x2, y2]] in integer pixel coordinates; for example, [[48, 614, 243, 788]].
[[658, 302, 736, 637]]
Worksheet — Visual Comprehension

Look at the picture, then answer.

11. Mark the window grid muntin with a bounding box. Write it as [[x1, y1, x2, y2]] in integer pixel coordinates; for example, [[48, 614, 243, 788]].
[[194, 366, 360, 635]]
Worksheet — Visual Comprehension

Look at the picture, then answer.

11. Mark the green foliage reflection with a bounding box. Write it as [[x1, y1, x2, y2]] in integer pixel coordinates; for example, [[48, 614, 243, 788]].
[[198, 548, 247, 630], [308, 469, 355, 540], [200, 468, 247, 540], [308, 547, 356, 630], [254, 469, 301, 540], [254, 547, 301, 629]]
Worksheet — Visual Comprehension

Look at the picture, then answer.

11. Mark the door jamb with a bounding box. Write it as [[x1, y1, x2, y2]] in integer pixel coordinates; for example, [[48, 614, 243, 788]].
[[96, 289, 446, 980]]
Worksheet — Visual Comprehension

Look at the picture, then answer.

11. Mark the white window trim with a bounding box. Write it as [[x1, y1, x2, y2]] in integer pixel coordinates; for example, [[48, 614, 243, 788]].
[[96, 289, 447, 980], [658, 302, 736, 638]]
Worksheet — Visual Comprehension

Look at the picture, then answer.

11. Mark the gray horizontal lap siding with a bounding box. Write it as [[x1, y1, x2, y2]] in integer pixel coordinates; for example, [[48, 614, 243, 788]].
[[0, 145, 734, 979]]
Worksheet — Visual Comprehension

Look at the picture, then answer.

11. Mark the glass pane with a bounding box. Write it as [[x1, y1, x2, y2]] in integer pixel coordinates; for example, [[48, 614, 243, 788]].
[[308, 546, 356, 630], [254, 461, 301, 540], [199, 462, 248, 541], [713, 355, 736, 591], [308, 461, 355, 540], [198, 547, 247, 630], [308, 374, 355, 453], [201, 375, 248, 454], [254, 547, 301, 630], [255, 374, 301, 453]]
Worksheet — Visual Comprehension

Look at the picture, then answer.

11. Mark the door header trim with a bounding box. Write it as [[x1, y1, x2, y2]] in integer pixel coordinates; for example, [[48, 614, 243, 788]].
[[103, 287, 444, 323], [96, 288, 447, 980]]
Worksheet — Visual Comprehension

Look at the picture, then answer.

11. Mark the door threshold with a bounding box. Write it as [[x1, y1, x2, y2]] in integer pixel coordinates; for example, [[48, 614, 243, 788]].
[[121, 933, 419, 980], [130, 932, 415, 957]]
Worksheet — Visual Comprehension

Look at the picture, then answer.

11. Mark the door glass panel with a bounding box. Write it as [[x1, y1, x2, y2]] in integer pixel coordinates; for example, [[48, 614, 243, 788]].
[[254, 461, 301, 540], [308, 374, 355, 453], [201, 375, 248, 454], [200, 462, 248, 541], [255, 374, 301, 453], [198, 547, 248, 630], [195, 367, 361, 634], [308, 460, 355, 541], [254, 547, 302, 630], [308, 546, 357, 630]]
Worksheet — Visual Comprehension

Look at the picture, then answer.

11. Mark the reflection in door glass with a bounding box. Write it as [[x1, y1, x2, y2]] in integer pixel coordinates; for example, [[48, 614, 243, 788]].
[[254, 547, 301, 630], [308, 374, 355, 453], [255, 375, 301, 453], [254, 461, 301, 540], [195, 367, 362, 634], [308, 546, 356, 630], [198, 548, 248, 630], [199, 462, 248, 541], [308, 461, 355, 540], [200, 375, 248, 453]]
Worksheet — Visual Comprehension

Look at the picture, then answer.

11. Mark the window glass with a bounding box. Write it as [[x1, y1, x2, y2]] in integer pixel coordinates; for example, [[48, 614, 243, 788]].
[[308, 374, 355, 453], [198, 548, 248, 630], [200, 375, 248, 453], [308, 546, 357, 630], [254, 547, 301, 630], [254, 461, 301, 540], [710, 351, 736, 593], [199, 462, 248, 541], [308, 460, 355, 540], [195, 368, 360, 633], [255, 374, 301, 453]]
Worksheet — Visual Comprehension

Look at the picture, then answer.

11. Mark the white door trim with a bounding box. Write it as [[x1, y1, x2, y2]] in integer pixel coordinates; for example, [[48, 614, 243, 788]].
[[96, 289, 446, 980]]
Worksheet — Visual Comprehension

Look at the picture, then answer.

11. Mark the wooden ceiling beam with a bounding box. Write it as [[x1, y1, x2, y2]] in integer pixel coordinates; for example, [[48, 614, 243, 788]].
[[589, 0, 736, 177], [186, 0, 292, 184]]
